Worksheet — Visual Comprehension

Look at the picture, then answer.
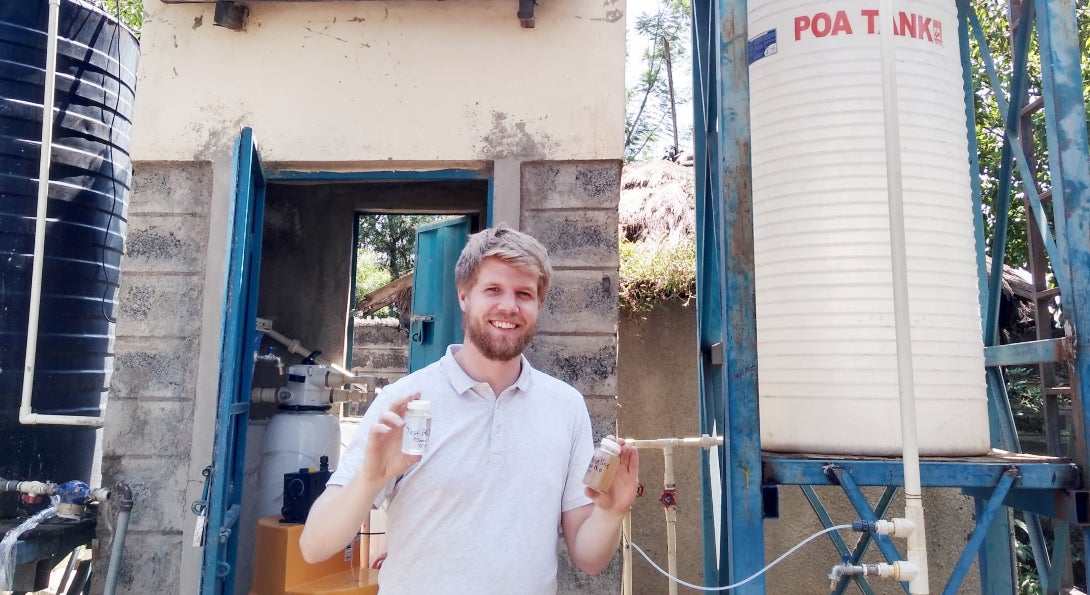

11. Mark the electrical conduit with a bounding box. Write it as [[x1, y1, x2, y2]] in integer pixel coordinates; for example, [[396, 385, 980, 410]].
[[19, 0, 105, 428], [878, 0, 929, 591]]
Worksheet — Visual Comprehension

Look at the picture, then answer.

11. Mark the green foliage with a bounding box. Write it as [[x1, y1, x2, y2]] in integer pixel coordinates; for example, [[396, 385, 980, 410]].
[[353, 214, 442, 319], [618, 238, 696, 313], [353, 248, 392, 311], [94, 0, 142, 32], [625, 0, 692, 162]]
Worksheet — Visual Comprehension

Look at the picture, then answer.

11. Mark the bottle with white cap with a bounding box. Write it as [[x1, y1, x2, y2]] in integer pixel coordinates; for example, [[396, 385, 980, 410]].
[[583, 437, 622, 493], [401, 400, 432, 455]]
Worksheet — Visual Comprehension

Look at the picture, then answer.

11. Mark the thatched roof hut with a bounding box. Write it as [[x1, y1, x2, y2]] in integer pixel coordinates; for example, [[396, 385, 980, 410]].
[[619, 160, 695, 248]]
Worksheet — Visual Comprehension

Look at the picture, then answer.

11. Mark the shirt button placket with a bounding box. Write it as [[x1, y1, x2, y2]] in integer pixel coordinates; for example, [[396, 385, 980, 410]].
[[490, 399, 501, 456]]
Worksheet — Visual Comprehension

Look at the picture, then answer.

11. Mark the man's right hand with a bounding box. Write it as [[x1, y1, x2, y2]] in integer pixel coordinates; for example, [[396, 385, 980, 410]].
[[362, 391, 423, 485], [300, 391, 423, 564]]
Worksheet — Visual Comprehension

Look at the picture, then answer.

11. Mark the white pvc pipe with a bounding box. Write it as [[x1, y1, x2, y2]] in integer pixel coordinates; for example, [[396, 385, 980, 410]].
[[878, 1, 929, 591], [620, 435, 722, 595], [18, 0, 105, 429], [663, 444, 678, 595], [260, 322, 355, 378]]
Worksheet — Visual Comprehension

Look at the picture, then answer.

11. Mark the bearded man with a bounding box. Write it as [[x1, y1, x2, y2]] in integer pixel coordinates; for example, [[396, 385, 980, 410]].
[[301, 225, 639, 595]]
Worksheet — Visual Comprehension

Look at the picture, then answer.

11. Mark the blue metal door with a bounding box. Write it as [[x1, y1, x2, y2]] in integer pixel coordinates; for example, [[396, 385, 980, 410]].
[[198, 128, 266, 594], [407, 217, 470, 371]]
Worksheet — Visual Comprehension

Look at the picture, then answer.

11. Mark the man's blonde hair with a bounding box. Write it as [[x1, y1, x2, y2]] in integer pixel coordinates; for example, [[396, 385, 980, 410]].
[[455, 225, 552, 300]]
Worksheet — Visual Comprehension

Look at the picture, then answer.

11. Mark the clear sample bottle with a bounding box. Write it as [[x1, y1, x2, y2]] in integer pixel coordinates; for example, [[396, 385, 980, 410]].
[[401, 400, 432, 455], [583, 437, 622, 493]]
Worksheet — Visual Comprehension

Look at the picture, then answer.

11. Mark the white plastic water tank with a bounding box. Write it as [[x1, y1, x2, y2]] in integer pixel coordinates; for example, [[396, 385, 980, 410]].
[[749, 0, 990, 455], [257, 411, 342, 518]]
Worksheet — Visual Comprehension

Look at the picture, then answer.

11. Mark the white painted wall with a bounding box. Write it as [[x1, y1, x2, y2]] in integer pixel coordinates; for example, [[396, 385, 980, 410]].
[[133, 0, 626, 162]]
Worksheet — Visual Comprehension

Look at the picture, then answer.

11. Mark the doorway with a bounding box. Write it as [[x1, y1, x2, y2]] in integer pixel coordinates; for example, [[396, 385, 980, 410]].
[[233, 170, 489, 595]]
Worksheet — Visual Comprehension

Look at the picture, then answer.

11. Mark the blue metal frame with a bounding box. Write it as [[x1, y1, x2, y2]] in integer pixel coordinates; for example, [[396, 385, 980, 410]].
[[696, 0, 1090, 592], [693, 0, 764, 591]]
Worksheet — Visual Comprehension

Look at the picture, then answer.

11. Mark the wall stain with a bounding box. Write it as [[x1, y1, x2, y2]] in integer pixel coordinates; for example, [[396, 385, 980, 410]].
[[590, 10, 624, 23], [479, 111, 552, 159], [192, 15, 203, 29]]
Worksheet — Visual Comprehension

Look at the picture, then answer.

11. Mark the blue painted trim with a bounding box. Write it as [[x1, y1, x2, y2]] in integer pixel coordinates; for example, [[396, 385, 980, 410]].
[[345, 213, 363, 380], [763, 455, 1078, 489], [944, 470, 1017, 594], [984, 338, 1072, 367], [266, 168, 488, 182], [485, 177, 495, 226]]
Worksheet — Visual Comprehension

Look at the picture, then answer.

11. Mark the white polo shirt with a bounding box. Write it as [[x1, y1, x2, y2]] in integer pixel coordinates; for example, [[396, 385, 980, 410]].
[[329, 345, 595, 595]]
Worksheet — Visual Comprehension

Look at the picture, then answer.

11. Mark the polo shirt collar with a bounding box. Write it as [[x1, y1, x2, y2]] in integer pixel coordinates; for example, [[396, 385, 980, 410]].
[[440, 344, 535, 395]]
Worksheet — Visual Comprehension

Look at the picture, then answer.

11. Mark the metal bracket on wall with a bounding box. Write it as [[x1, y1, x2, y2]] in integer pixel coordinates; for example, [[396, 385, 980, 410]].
[[213, 1, 248, 31], [517, 0, 535, 28], [409, 315, 434, 345]]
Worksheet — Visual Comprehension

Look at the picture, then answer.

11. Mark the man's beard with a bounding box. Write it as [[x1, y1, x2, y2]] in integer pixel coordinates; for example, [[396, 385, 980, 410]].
[[464, 315, 535, 361]]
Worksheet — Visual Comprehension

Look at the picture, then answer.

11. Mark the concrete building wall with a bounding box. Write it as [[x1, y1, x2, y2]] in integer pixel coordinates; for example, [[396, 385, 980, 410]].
[[98, 1, 625, 592], [523, 160, 623, 594], [131, 1, 625, 163], [617, 300, 983, 594], [93, 162, 214, 594]]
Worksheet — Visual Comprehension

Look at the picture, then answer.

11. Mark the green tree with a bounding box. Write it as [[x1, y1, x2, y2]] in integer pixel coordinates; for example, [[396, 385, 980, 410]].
[[354, 248, 392, 305], [95, 0, 143, 31], [625, 0, 692, 162], [356, 214, 442, 281]]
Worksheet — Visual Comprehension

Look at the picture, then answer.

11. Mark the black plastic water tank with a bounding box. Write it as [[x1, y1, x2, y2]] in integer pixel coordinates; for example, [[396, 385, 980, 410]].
[[0, 0, 138, 517]]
